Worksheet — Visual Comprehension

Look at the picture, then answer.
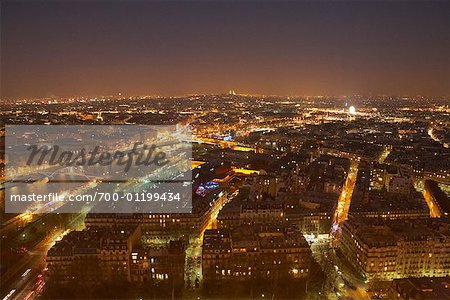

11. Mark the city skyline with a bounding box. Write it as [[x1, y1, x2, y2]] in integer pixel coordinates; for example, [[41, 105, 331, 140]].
[[1, 1, 450, 300], [2, 1, 450, 98], [2, 94, 449, 300]]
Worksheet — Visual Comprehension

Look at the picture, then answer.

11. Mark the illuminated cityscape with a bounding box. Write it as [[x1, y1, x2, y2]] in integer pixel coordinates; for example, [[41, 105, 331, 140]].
[[1, 1, 450, 300], [1, 93, 449, 299]]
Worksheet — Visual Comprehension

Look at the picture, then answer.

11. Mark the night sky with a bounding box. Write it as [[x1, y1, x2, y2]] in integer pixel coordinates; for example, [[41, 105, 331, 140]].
[[1, 1, 449, 98]]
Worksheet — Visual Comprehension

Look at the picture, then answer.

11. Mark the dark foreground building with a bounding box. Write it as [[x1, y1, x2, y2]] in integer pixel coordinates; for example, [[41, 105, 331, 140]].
[[202, 224, 313, 281]]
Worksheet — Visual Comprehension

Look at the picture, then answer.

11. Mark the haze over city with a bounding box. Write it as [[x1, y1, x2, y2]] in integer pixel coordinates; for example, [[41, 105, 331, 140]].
[[2, 0, 450, 98]]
